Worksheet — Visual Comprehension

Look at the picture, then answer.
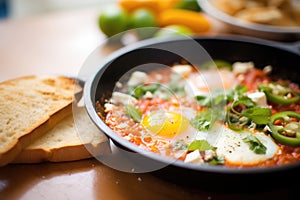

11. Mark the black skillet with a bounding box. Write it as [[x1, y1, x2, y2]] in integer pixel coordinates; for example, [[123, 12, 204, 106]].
[[84, 35, 300, 188]]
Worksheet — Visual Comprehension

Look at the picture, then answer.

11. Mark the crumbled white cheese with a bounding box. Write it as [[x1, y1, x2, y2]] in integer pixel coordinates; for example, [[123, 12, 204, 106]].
[[247, 91, 268, 107], [171, 65, 193, 77], [104, 103, 115, 112], [268, 83, 286, 95], [263, 65, 272, 74], [184, 150, 204, 164], [143, 91, 153, 99], [111, 92, 137, 105], [124, 133, 133, 141], [204, 150, 216, 161], [116, 81, 123, 88], [232, 62, 254, 74], [127, 71, 148, 87]]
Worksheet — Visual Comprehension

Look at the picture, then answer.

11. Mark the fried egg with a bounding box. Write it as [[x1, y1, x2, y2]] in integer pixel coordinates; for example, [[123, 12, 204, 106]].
[[142, 111, 190, 138], [203, 123, 280, 166], [185, 68, 237, 97], [141, 107, 198, 141]]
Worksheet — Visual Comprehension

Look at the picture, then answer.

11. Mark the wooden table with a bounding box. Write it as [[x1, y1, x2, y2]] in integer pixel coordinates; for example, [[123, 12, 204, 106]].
[[0, 5, 298, 200]]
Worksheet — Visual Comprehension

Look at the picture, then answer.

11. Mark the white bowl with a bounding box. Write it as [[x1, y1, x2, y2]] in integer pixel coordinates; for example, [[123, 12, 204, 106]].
[[198, 0, 300, 41]]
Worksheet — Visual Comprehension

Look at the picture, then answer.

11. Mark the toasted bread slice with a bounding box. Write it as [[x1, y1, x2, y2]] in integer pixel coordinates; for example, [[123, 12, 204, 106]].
[[0, 75, 79, 166], [13, 107, 109, 163]]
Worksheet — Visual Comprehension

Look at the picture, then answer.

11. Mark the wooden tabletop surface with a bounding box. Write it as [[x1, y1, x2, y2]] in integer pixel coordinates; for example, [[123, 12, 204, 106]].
[[0, 5, 299, 200]]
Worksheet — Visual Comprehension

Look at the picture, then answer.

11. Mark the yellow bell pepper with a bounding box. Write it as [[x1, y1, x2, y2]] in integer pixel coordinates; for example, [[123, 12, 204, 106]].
[[158, 9, 211, 33], [118, 0, 179, 13]]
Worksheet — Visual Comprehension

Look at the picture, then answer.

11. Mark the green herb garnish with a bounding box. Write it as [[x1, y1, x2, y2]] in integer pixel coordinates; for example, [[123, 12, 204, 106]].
[[243, 135, 267, 155], [195, 92, 227, 107], [241, 107, 271, 125], [190, 109, 219, 131], [209, 156, 225, 165], [195, 85, 247, 108], [131, 84, 159, 99], [227, 94, 271, 130], [125, 105, 142, 123], [188, 140, 217, 151]]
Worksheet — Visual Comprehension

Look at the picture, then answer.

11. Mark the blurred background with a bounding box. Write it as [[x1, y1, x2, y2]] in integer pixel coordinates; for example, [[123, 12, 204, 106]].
[[0, 0, 114, 19]]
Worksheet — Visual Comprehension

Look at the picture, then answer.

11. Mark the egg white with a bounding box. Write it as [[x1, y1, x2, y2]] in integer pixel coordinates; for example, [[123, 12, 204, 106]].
[[202, 123, 279, 165], [184, 69, 237, 97], [164, 106, 199, 142]]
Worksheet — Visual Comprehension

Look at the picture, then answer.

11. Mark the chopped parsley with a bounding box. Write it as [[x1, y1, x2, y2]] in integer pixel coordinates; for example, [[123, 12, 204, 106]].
[[241, 107, 271, 125], [125, 105, 142, 123], [190, 109, 223, 131], [188, 140, 217, 151], [209, 156, 225, 165], [130, 83, 159, 99], [243, 135, 267, 155]]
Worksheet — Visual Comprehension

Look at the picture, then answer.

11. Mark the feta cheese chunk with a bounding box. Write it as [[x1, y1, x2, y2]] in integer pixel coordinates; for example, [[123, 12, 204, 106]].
[[184, 150, 204, 165], [104, 103, 115, 112], [232, 62, 254, 74], [247, 91, 268, 107], [127, 71, 148, 87], [171, 65, 193, 78], [111, 92, 137, 105], [143, 91, 153, 99]]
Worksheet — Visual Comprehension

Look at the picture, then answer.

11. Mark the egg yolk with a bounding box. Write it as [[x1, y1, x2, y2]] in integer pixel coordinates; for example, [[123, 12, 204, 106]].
[[142, 111, 189, 138]]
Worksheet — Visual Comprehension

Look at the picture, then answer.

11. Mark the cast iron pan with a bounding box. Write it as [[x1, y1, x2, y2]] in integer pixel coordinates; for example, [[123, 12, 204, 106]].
[[84, 35, 300, 189]]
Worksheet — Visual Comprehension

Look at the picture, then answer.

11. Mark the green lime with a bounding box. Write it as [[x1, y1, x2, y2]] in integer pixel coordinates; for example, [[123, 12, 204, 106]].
[[98, 6, 130, 37], [154, 25, 193, 38], [129, 8, 158, 28], [176, 0, 201, 12], [129, 8, 158, 40]]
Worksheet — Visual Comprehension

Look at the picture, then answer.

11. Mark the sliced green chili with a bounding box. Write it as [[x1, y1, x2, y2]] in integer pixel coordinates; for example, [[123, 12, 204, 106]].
[[268, 111, 300, 146], [259, 83, 300, 105]]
